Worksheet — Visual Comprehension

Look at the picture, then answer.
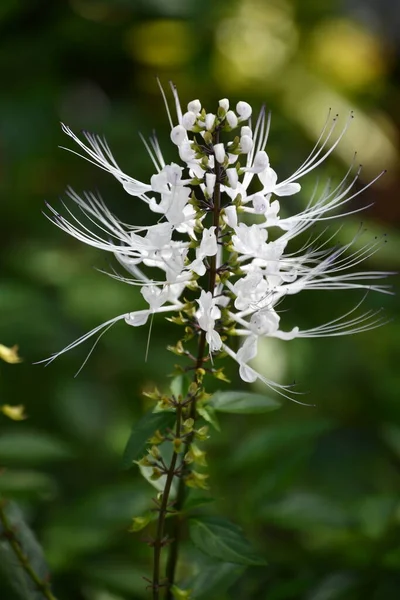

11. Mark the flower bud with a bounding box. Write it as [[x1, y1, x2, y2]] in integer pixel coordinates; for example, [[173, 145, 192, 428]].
[[150, 445, 161, 459], [226, 168, 238, 189], [173, 438, 183, 453], [213, 142, 225, 164], [205, 173, 216, 196], [185, 470, 209, 489], [182, 111, 196, 130], [150, 467, 163, 480], [219, 98, 229, 112], [226, 110, 238, 128], [129, 514, 152, 532], [205, 113, 216, 131], [170, 125, 186, 146], [183, 418, 194, 432], [241, 125, 252, 138], [240, 135, 253, 154], [236, 101, 252, 120], [195, 426, 209, 441], [188, 99, 201, 113], [224, 205, 238, 228]]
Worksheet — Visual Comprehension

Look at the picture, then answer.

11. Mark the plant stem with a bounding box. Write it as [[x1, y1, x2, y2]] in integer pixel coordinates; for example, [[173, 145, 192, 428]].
[[0, 500, 57, 600], [152, 402, 183, 600], [164, 332, 206, 599], [164, 129, 222, 598]]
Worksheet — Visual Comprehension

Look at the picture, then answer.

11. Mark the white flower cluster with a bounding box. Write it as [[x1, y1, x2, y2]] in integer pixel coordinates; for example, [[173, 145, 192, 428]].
[[44, 84, 390, 398]]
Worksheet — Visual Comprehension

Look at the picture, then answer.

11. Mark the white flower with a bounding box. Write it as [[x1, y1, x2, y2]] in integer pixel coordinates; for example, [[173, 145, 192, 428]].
[[44, 85, 389, 400], [232, 224, 268, 258], [195, 291, 222, 352]]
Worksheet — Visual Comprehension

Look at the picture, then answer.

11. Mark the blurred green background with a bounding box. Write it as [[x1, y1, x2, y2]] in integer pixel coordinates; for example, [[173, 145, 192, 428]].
[[0, 0, 399, 598]]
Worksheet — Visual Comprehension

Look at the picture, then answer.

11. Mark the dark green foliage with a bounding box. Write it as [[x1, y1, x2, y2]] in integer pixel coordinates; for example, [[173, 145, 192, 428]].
[[0, 0, 400, 599]]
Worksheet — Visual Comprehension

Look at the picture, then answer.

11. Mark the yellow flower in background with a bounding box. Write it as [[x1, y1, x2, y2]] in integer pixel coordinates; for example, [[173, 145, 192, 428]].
[[1, 405, 27, 421], [0, 344, 22, 364]]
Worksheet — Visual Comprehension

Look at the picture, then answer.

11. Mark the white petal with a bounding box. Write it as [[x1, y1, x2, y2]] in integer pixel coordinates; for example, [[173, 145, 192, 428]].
[[205, 173, 216, 196], [170, 125, 186, 146], [226, 110, 238, 128], [188, 99, 201, 113], [239, 364, 258, 383], [240, 135, 253, 154], [122, 181, 152, 196], [125, 311, 149, 327], [224, 205, 238, 228], [236, 101, 252, 120], [214, 143, 225, 164], [240, 126, 252, 138], [219, 98, 230, 111], [252, 194, 268, 213], [182, 111, 197, 130], [259, 166, 277, 191], [226, 168, 238, 189], [205, 113, 216, 131], [274, 182, 301, 197]]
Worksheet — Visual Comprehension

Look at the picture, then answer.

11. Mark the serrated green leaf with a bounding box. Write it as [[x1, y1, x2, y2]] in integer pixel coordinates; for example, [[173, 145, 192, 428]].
[[188, 561, 245, 599], [0, 544, 31, 600], [210, 391, 281, 414], [189, 516, 267, 566], [183, 495, 215, 513], [0, 502, 52, 600], [122, 411, 176, 469]]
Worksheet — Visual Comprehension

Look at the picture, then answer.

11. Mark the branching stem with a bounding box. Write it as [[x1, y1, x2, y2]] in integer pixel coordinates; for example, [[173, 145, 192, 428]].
[[163, 129, 223, 598], [0, 500, 57, 600]]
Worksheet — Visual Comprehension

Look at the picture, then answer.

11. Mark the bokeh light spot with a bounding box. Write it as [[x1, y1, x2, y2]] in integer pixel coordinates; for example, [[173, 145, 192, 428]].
[[215, 0, 298, 89], [309, 19, 387, 90], [126, 20, 194, 68]]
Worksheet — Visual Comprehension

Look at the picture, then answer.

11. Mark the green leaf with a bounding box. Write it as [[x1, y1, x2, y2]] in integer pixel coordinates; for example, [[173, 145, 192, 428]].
[[0, 502, 52, 600], [188, 561, 245, 599], [0, 545, 31, 600], [0, 470, 55, 498], [122, 410, 176, 469], [0, 431, 73, 465], [197, 405, 220, 431], [183, 495, 215, 514], [170, 375, 184, 398], [86, 560, 147, 596], [189, 516, 267, 566], [210, 391, 281, 414]]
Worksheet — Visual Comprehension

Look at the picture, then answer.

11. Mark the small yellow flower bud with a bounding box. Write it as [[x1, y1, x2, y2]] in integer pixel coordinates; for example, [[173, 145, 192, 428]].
[[171, 585, 192, 599], [1, 404, 27, 421], [148, 430, 164, 444], [189, 444, 207, 466], [195, 426, 209, 441], [0, 344, 22, 364], [185, 471, 209, 490], [150, 467, 163, 481], [136, 456, 153, 467], [173, 438, 183, 453], [143, 387, 161, 400], [150, 445, 161, 459], [188, 382, 198, 396], [183, 418, 194, 432], [129, 513, 152, 532]]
